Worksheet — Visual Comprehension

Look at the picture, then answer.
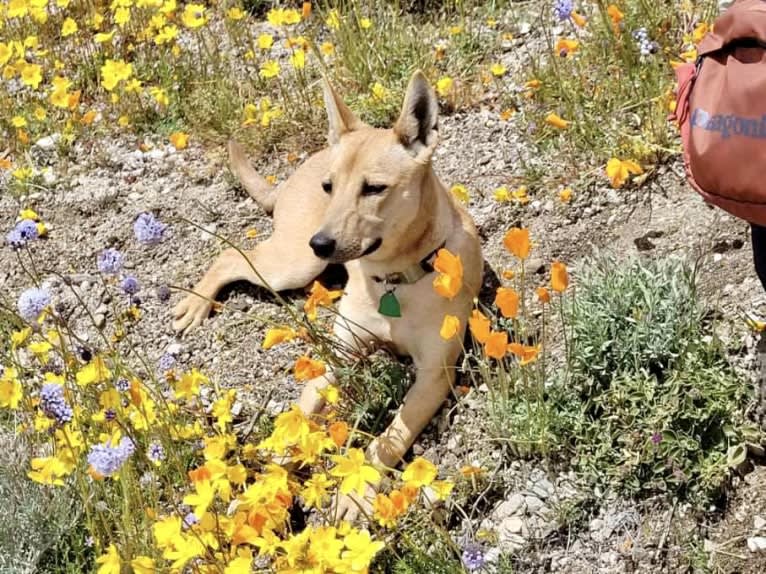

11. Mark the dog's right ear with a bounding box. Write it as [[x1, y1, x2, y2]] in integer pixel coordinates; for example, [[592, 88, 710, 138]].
[[394, 70, 438, 161], [322, 78, 365, 145]]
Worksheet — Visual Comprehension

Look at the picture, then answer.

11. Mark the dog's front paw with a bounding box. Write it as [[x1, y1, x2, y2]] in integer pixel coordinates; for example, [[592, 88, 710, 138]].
[[334, 484, 377, 524], [172, 293, 213, 333]]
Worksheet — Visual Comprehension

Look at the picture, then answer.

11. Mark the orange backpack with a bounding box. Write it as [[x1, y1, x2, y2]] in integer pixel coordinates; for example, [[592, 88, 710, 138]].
[[673, 0, 766, 225]]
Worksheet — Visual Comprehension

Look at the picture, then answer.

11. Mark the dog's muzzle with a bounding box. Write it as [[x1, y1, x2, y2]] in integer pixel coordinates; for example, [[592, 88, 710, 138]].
[[309, 232, 337, 259]]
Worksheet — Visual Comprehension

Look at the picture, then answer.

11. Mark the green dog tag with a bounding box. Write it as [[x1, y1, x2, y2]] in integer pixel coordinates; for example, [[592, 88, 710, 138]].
[[378, 290, 401, 317]]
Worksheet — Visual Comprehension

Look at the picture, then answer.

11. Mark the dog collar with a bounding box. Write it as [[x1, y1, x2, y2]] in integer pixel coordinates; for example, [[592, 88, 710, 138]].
[[372, 241, 446, 318], [371, 241, 446, 285]]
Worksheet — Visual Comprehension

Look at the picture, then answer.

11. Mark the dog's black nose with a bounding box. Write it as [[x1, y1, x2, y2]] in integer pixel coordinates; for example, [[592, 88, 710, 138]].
[[309, 233, 336, 258]]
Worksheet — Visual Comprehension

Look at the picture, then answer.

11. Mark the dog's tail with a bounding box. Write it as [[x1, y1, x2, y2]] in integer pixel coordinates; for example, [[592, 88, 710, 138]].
[[227, 140, 277, 214]]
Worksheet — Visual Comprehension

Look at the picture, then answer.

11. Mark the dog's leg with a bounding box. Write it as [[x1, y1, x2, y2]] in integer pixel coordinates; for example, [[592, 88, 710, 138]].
[[296, 310, 378, 414], [335, 345, 460, 521], [173, 239, 327, 333], [297, 371, 337, 414], [373, 358, 455, 468]]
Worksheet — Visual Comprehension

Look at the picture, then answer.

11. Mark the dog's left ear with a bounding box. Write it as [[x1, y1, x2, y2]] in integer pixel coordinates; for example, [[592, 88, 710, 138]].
[[323, 77, 366, 145], [394, 71, 438, 161]]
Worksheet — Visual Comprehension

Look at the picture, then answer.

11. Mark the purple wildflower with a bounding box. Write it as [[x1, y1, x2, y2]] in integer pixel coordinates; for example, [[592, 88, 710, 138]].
[[157, 353, 176, 373], [120, 275, 140, 295], [97, 248, 124, 275], [17, 287, 51, 322], [633, 28, 659, 56], [147, 441, 165, 463], [462, 543, 486, 572], [6, 219, 39, 248], [651, 432, 662, 445], [40, 384, 73, 425], [183, 512, 200, 529], [553, 0, 573, 21], [87, 436, 135, 477], [115, 377, 130, 392], [156, 285, 171, 302], [133, 212, 167, 245], [104, 408, 117, 421]]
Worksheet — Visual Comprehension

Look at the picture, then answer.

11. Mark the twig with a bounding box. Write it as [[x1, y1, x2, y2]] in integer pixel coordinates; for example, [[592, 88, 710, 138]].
[[712, 548, 747, 561], [237, 387, 275, 443], [653, 498, 676, 563]]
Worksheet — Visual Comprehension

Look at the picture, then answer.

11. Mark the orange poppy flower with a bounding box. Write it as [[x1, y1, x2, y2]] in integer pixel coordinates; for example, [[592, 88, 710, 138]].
[[459, 465, 485, 477], [328, 421, 349, 448], [262, 326, 297, 349], [555, 38, 580, 56], [494, 287, 520, 319], [400, 482, 419, 503], [507, 343, 541, 365], [432, 248, 463, 299], [503, 228, 531, 259], [293, 356, 326, 381], [536, 287, 551, 304], [484, 331, 508, 359], [551, 261, 569, 293], [545, 112, 570, 129], [440, 314, 460, 340], [572, 12, 587, 27], [468, 309, 491, 343], [304, 281, 343, 321], [607, 4, 624, 25], [606, 158, 643, 189]]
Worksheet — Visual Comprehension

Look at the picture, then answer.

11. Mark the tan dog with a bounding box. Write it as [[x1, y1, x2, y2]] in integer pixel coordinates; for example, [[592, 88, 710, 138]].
[[173, 71, 482, 516]]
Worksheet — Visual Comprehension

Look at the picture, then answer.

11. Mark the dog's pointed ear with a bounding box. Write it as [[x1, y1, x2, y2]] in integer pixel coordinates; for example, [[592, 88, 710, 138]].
[[394, 71, 438, 160], [322, 77, 365, 145]]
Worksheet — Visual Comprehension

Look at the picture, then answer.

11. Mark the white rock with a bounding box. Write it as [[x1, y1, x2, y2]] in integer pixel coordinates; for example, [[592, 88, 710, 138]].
[[589, 518, 605, 533], [35, 133, 60, 150], [525, 495, 544, 513], [200, 223, 218, 240], [501, 517, 524, 534], [606, 189, 621, 204], [42, 170, 57, 185], [166, 343, 184, 356], [747, 536, 766, 553], [497, 531, 526, 553], [755, 516, 766, 531], [494, 494, 526, 519], [529, 478, 554, 499]]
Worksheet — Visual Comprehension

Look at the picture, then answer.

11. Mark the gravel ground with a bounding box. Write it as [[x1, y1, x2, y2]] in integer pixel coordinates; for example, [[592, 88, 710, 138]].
[[2, 108, 766, 572]]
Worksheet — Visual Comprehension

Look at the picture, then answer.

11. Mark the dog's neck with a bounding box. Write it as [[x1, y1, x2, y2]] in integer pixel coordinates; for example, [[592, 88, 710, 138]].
[[359, 166, 453, 278]]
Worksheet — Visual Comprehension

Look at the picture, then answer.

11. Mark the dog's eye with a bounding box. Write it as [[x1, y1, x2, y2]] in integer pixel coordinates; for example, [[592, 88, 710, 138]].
[[361, 183, 387, 196], [321, 181, 332, 194]]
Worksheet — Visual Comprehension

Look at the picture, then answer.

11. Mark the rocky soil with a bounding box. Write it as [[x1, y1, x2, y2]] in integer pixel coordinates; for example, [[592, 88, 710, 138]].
[[2, 104, 766, 572]]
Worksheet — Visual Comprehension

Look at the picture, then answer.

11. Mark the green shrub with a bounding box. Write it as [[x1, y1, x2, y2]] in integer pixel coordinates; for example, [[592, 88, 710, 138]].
[[481, 254, 760, 505], [569, 255, 703, 389], [0, 425, 94, 574], [565, 255, 757, 503]]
